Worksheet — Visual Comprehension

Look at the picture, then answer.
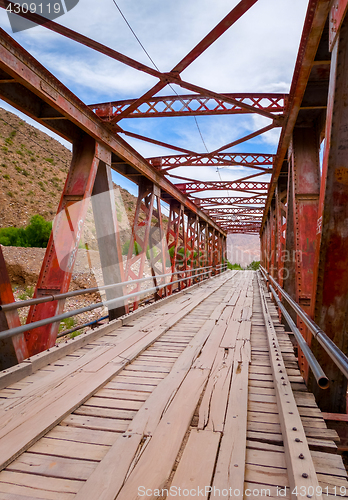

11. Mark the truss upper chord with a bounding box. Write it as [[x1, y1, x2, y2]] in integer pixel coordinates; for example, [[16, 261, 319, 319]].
[[206, 207, 264, 216], [175, 181, 270, 194], [147, 153, 275, 169], [89, 93, 287, 120], [193, 196, 267, 206]]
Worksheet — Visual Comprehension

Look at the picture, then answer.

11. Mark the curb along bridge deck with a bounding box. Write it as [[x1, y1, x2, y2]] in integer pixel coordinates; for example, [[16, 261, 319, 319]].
[[0, 271, 346, 500]]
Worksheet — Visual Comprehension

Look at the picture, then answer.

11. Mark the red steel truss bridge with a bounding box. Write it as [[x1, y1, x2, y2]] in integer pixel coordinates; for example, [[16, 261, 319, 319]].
[[1, 2, 348, 497]]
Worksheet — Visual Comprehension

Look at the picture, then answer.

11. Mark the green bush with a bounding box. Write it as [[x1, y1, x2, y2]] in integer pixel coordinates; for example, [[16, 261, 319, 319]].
[[246, 260, 260, 271], [25, 215, 52, 247], [18, 286, 34, 300], [122, 240, 142, 256], [227, 261, 243, 270], [0, 215, 52, 248], [59, 317, 76, 333]]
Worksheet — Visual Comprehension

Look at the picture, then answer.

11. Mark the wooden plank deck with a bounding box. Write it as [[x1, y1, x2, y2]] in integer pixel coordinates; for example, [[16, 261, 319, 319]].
[[0, 270, 346, 500]]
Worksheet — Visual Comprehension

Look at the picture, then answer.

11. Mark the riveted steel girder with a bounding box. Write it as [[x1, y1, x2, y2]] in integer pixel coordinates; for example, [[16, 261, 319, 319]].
[[89, 93, 287, 120]]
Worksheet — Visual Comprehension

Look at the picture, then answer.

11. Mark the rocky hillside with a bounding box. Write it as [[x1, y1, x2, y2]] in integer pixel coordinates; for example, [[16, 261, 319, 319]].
[[0, 107, 139, 230], [0, 107, 71, 227]]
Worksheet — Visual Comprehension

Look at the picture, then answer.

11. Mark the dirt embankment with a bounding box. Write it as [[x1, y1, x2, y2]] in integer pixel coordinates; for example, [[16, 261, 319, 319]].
[[3, 245, 104, 331]]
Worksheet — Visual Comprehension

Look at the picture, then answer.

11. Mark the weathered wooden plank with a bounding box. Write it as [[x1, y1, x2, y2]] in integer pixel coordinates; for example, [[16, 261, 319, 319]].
[[212, 339, 250, 498], [258, 277, 323, 500], [7, 453, 98, 481], [167, 430, 221, 499]]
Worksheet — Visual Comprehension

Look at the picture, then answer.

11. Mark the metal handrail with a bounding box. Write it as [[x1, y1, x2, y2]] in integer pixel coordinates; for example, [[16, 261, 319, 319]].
[[268, 284, 329, 389], [0, 265, 229, 341], [1, 264, 225, 313], [260, 265, 348, 380]]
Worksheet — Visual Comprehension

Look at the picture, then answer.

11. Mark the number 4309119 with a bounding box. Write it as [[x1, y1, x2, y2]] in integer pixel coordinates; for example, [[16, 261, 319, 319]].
[[6, 3, 61, 14]]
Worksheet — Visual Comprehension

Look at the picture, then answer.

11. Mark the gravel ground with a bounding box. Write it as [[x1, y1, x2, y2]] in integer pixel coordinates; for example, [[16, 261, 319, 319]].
[[3, 245, 165, 339]]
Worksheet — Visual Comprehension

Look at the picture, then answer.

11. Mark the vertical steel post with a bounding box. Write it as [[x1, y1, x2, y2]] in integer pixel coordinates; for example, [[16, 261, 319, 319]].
[[124, 180, 156, 310], [91, 149, 127, 319], [289, 127, 320, 381], [25, 134, 99, 355], [166, 202, 185, 291], [148, 188, 169, 299], [275, 185, 287, 289]]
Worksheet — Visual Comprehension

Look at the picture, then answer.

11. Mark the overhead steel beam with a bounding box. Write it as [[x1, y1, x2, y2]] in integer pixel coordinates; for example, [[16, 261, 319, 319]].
[[0, 28, 225, 237], [175, 181, 269, 194], [147, 153, 274, 171], [205, 207, 263, 216], [209, 123, 278, 156], [89, 93, 287, 119], [194, 196, 267, 206]]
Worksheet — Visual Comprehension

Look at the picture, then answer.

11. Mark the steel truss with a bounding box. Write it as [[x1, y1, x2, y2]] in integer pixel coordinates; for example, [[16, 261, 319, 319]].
[[89, 93, 287, 119], [261, 0, 348, 413]]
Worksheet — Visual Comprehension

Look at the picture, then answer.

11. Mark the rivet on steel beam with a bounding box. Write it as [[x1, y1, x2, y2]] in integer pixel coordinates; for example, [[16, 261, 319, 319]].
[[299, 454, 304, 459], [295, 438, 301, 442], [302, 473, 308, 478], [292, 427, 297, 431]]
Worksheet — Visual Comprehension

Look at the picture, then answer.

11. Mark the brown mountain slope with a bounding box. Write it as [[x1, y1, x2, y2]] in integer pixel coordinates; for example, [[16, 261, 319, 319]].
[[0, 107, 139, 230], [0, 107, 71, 227]]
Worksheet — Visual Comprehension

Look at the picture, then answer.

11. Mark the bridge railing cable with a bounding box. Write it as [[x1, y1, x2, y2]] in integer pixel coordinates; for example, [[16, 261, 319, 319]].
[[259, 265, 348, 382], [0, 264, 228, 341]]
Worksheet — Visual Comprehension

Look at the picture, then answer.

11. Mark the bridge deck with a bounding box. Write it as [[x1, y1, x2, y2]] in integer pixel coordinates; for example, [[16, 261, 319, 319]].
[[0, 271, 346, 500]]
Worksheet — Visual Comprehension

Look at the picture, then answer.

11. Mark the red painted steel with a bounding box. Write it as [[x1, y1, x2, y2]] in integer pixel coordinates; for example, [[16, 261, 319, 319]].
[[90, 93, 287, 119], [275, 187, 287, 289], [310, 17, 348, 412], [210, 123, 277, 156], [206, 207, 263, 216], [0, 246, 29, 367], [289, 127, 320, 382], [175, 181, 269, 194], [110, 0, 264, 123], [329, 0, 348, 50], [195, 196, 267, 206], [121, 130, 197, 155], [149, 153, 274, 170], [261, 0, 332, 233], [25, 135, 99, 355], [124, 181, 158, 310]]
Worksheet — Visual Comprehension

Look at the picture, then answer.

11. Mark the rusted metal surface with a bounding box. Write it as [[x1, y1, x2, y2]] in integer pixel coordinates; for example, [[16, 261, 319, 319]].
[[91, 156, 128, 319], [196, 196, 267, 206], [175, 180, 269, 194], [25, 135, 99, 355], [329, 0, 348, 50], [89, 93, 287, 119], [310, 14, 348, 413], [206, 207, 263, 216], [289, 127, 320, 382], [148, 153, 274, 171], [0, 246, 29, 368], [261, 0, 332, 233]]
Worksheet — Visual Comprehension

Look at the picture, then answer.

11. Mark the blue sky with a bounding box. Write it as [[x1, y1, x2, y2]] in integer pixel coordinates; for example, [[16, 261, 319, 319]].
[[0, 0, 309, 198]]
